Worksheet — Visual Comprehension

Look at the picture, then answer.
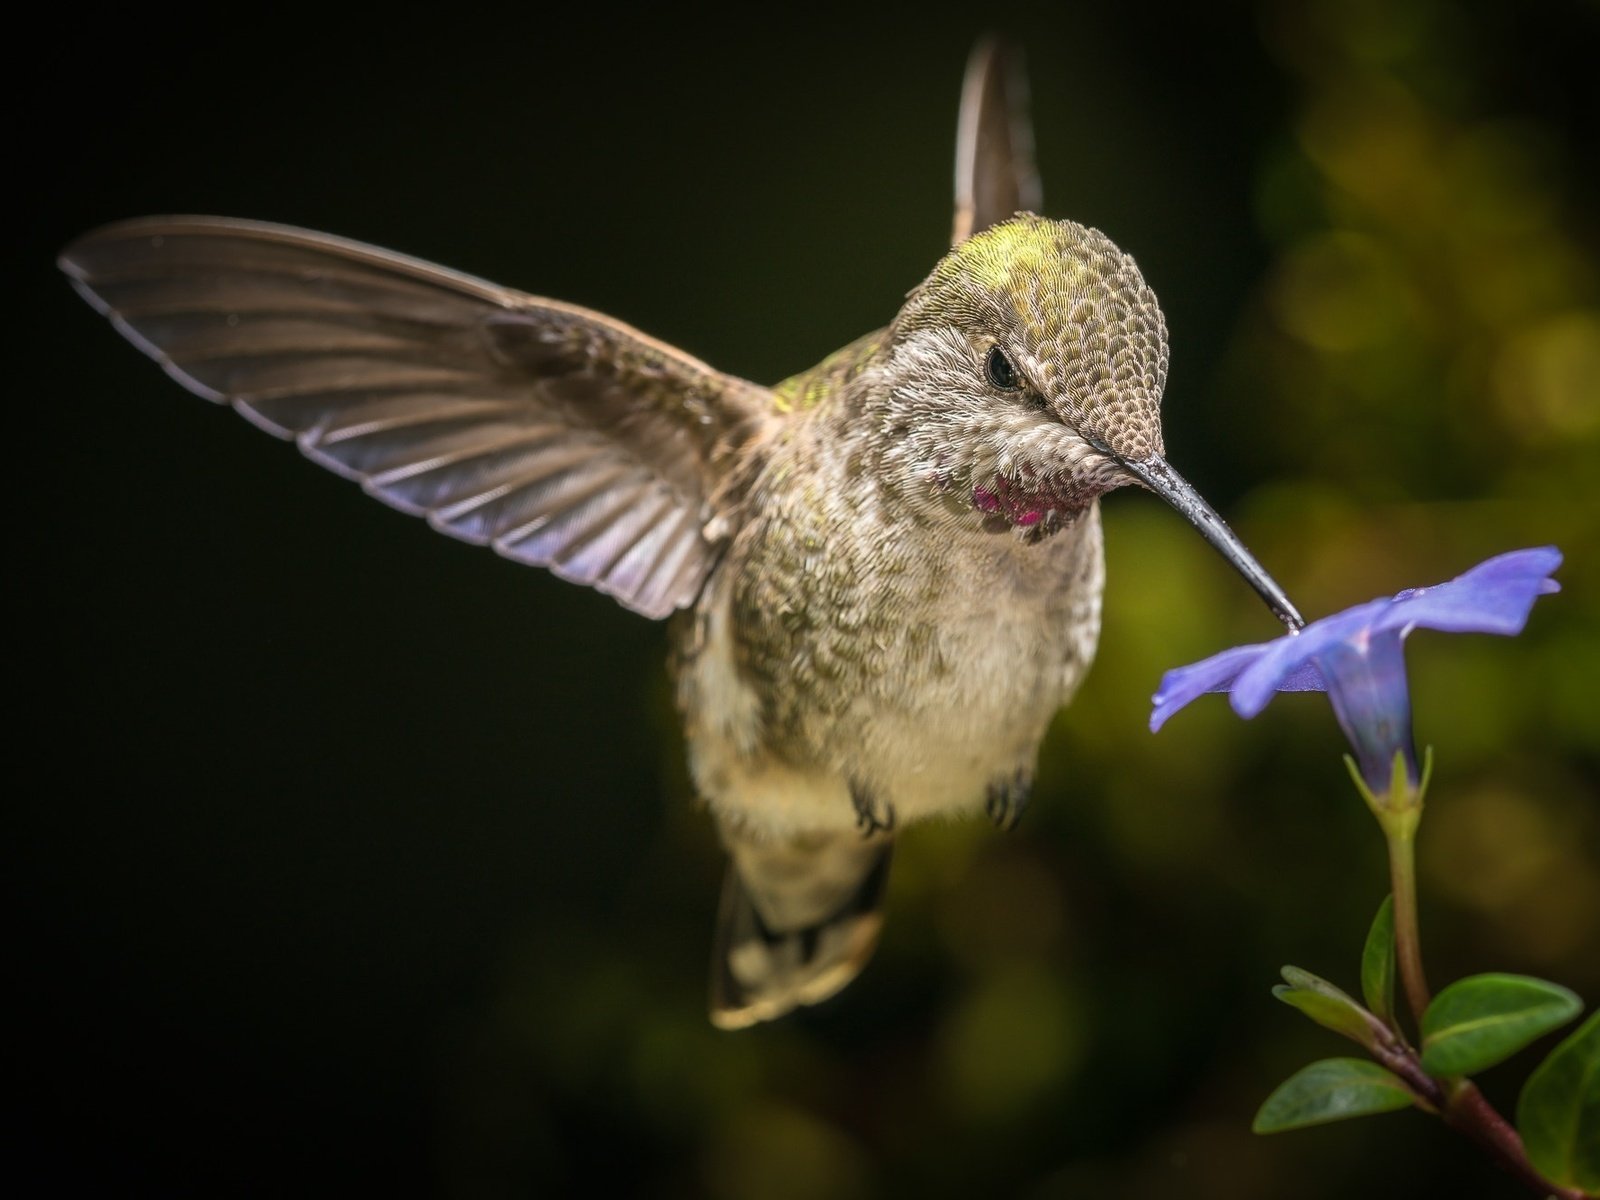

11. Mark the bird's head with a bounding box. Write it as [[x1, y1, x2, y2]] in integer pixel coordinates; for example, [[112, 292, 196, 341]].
[[873, 214, 1302, 630]]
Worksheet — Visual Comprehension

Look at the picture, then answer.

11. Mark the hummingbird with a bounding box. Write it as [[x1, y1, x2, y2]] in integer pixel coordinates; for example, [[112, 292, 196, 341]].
[[59, 40, 1302, 1029]]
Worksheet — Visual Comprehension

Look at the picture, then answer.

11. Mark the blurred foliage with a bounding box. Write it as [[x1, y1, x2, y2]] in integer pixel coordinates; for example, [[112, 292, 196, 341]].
[[19, 0, 1597, 1198]]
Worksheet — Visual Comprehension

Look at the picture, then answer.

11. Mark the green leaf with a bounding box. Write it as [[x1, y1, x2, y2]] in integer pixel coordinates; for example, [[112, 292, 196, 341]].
[[1253, 1058, 1416, 1133], [1273, 966, 1379, 1050], [1361, 895, 1396, 1026], [1420, 974, 1583, 1077], [1517, 1010, 1600, 1192]]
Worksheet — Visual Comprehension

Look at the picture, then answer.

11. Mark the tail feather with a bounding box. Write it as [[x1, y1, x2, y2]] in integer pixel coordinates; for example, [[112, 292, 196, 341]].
[[710, 828, 893, 1029]]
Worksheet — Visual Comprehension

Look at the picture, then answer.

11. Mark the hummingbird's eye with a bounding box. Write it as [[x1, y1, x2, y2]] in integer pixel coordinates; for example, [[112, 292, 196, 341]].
[[985, 346, 1020, 391]]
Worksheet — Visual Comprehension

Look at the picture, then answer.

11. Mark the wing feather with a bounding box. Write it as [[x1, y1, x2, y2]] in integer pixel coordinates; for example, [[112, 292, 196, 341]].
[[60, 216, 776, 618], [952, 38, 1043, 244]]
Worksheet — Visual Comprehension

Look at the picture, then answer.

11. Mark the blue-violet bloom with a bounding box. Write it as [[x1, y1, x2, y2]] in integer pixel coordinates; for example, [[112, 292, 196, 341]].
[[1150, 547, 1562, 795]]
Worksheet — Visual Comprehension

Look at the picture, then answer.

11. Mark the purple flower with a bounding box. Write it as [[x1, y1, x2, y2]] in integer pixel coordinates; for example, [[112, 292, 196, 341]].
[[1150, 548, 1563, 794]]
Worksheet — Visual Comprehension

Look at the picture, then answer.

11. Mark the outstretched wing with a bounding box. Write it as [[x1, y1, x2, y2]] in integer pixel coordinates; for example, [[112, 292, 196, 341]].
[[60, 217, 775, 619], [952, 37, 1043, 244]]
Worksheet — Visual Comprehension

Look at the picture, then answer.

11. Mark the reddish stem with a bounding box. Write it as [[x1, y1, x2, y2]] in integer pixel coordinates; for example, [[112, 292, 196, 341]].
[[1443, 1080, 1584, 1200], [1381, 825, 1580, 1198]]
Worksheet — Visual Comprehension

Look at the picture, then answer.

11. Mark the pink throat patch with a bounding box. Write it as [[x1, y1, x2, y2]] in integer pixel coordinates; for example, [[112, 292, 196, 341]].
[[972, 478, 1056, 527]]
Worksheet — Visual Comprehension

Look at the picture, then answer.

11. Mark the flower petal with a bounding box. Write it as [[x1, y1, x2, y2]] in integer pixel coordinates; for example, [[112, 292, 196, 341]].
[[1149, 545, 1562, 741], [1375, 547, 1563, 637], [1318, 631, 1419, 791], [1272, 661, 1330, 693], [1150, 643, 1269, 732], [1229, 600, 1389, 719]]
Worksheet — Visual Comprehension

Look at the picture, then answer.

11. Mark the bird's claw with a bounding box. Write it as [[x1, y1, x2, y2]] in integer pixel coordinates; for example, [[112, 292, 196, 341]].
[[985, 770, 1032, 831], [851, 784, 896, 837]]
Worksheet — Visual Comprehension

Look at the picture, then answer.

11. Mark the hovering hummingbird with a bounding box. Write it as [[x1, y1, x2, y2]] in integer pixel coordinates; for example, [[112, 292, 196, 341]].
[[60, 40, 1301, 1028]]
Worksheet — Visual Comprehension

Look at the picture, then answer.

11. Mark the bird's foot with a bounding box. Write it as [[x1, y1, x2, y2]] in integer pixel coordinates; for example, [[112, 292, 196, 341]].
[[850, 783, 896, 836], [985, 770, 1032, 832]]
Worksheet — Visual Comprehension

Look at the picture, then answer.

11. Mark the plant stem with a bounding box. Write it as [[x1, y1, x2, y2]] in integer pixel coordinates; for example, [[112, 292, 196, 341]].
[[1443, 1079, 1585, 1200], [1378, 805, 1579, 1197], [1368, 998, 1580, 1197], [1384, 825, 1432, 1028]]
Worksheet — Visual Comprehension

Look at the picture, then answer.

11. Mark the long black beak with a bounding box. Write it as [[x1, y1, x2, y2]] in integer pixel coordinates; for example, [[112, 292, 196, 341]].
[[1117, 454, 1304, 632]]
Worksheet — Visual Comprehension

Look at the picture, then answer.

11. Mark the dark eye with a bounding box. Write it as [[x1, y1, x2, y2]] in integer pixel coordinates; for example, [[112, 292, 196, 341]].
[[985, 345, 1019, 391]]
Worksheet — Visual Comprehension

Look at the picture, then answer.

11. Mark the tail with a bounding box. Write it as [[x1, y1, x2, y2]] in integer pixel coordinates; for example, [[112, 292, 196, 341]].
[[709, 826, 894, 1029]]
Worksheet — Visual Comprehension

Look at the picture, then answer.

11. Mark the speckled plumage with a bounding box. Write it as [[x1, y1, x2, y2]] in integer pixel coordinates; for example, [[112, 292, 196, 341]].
[[679, 216, 1150, 840], [674, 213, 1167, 1025], [60, 41, 1297, 1030]]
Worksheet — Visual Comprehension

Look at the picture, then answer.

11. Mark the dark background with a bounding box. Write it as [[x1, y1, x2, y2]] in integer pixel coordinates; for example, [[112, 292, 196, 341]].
[[17, 3, 1598, 1197]]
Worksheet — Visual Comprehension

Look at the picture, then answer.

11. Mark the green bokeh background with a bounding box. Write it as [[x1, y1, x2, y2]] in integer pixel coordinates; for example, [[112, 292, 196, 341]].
[[19, 3, 1597, 1197]]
